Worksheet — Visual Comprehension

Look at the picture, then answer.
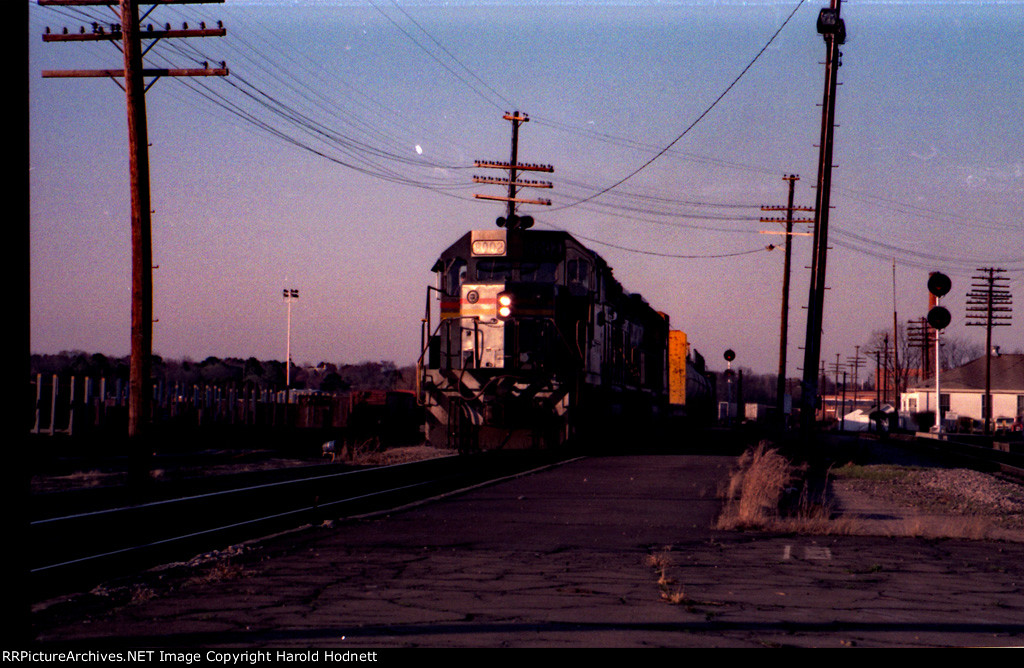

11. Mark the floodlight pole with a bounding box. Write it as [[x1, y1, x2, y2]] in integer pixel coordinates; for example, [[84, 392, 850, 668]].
[[800, 0, 846, 438], [283, 288, 299, 392]]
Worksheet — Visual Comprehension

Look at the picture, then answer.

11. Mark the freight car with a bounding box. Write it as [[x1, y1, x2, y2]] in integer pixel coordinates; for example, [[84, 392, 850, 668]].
[[416, 225, 713, 452]]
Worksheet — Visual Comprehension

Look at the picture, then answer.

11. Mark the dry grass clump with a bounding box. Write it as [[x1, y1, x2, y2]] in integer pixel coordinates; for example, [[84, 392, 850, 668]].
[[329, 439, 451, 466], [716, 441, 803, 530]]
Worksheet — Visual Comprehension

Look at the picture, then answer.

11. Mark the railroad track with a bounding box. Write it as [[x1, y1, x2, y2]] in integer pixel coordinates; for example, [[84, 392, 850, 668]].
[[30, 451, 574, 599], [903, 435, 1024, 481]]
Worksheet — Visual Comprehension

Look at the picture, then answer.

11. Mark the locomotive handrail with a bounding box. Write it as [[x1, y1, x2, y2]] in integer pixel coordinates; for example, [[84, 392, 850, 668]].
[[416, 315, 484, 406]]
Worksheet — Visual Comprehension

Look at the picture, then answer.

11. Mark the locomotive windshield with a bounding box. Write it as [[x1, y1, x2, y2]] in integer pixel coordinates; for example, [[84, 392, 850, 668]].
[[475, 259, 515, 281]]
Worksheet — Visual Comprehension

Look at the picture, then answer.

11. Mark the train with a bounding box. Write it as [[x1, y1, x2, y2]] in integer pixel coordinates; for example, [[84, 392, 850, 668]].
[[416, 222, 714, 452]]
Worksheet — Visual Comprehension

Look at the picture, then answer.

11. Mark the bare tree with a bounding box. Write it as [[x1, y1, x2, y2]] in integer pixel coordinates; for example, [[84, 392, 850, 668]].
[[940, 335, 984, 370], [864, 325, 916, 402]]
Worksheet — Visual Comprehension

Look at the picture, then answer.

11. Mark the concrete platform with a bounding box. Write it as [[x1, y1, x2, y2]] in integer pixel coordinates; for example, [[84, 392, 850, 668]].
[[32, 455, 1024, 648]]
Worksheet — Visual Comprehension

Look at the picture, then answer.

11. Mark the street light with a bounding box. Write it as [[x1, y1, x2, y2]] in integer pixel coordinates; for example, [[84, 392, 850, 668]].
[[283, 288, 299, 390]]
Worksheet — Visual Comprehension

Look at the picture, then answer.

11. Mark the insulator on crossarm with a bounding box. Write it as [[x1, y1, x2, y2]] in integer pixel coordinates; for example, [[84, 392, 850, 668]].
[[200, 21, 206, 29]]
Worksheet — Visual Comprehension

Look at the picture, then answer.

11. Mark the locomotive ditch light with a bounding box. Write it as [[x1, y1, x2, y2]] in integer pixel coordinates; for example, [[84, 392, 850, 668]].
[[497, 292, 513, 319]]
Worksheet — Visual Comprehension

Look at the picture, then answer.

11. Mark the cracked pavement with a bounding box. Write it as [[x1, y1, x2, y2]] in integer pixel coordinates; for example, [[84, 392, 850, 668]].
[[33, 455, 1024, 648]]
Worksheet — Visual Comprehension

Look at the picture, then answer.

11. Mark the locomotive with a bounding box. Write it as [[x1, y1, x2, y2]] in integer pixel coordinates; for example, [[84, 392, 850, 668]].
[[416, 223, 713, 452]]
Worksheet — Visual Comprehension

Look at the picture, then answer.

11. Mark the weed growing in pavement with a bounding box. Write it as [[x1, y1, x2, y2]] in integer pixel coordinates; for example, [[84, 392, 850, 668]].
[[646, 549, 727, 609], [647, 550, 686, 605]]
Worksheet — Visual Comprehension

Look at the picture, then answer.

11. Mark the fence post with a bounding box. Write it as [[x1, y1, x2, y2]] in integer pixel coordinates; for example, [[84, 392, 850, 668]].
[[49, 374, 58, 436], [67, 376, 77, 436], [32, 374, 41, 434]]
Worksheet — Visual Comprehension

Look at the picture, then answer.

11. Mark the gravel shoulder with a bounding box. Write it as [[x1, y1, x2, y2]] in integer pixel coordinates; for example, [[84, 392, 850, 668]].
[[829, 461, 1024, 543]]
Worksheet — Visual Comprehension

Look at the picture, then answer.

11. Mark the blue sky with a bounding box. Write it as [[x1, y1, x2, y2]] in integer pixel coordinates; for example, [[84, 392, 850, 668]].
[[28, 0, 1024, 375]]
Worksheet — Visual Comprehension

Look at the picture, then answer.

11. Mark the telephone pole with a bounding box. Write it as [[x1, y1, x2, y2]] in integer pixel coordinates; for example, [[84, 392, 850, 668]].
[[760, 174, 814, 425], [966, 267, 1012, 434], [474, 111, 554, 230], [800, 0, 846, 437], [846, 345, 865, 411], [907, 316, 935, 385], [40, 0, 228, 441]]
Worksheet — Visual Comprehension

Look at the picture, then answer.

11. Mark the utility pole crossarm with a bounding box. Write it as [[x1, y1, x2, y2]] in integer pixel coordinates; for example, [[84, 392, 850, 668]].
[[473, 194, 552, 206], [472, 176, 553, 188], [761, 206, 816, 212], [44, 67, 229, 78], [44, 28, 226, 42], [473, 160, 554, 173], [39, 0, 224, 5]]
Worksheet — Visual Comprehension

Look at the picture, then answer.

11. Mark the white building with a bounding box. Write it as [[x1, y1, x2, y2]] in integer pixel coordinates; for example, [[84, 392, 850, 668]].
[[900, 353, 1024, 431]]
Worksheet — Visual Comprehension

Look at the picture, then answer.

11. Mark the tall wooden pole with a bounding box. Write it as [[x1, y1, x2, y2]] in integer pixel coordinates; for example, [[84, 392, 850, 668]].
[[776, 175, 798, 421], [800, 0, 846, 437], [122, 0, 153, 441], [42, 0, 228, 442]]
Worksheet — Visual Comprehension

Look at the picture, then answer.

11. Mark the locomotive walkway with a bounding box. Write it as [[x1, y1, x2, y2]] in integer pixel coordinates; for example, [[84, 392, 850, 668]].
[[32, 454, 1024, 648]]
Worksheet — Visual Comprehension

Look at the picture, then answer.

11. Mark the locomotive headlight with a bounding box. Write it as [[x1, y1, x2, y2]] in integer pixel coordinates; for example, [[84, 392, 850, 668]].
[[497, 293, 513, 319]]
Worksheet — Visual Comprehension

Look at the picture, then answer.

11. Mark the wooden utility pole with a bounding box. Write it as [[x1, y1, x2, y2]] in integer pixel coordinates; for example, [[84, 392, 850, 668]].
[[907, 316, 935, 384], [474, 111, 553, 230], [966, 267, 1012, 434], [800, 0, 846, 437], [40, 0, 227, 441], [846, 345, 865, 411], [760, 174, 813, 425]]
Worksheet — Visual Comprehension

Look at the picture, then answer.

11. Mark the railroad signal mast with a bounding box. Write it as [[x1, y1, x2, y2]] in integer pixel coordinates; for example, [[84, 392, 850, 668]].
[[965, 267, 1012, 435], [474, 111, 554, 231], [40, 0, 228, 441], [927, 272, 953, 437]]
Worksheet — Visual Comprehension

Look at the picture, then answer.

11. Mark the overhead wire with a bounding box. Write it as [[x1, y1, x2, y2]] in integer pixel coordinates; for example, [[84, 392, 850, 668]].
[[140, 2, 479, 195], [33, 1, 1021, 272], [547, 0, 808, 213]]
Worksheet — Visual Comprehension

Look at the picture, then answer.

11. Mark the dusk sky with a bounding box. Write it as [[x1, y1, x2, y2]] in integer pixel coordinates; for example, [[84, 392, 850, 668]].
[[28, 0, 1023, 377]]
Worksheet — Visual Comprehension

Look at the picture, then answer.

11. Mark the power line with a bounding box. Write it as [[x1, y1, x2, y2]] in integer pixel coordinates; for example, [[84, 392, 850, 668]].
[[549, 0, 807, 212], [538, 222, 775, 260]]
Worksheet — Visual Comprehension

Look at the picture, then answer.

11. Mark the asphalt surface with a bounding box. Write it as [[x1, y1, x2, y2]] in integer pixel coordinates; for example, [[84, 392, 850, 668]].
[[31, 454, 1024, 649]]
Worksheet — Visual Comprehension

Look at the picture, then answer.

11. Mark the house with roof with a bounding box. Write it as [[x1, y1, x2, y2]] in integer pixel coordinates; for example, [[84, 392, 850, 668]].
[[900, 353, 1024, 432]]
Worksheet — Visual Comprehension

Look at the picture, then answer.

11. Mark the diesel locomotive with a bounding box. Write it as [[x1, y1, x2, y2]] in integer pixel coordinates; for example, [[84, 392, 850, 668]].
[[416, 224, 713, 452]]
